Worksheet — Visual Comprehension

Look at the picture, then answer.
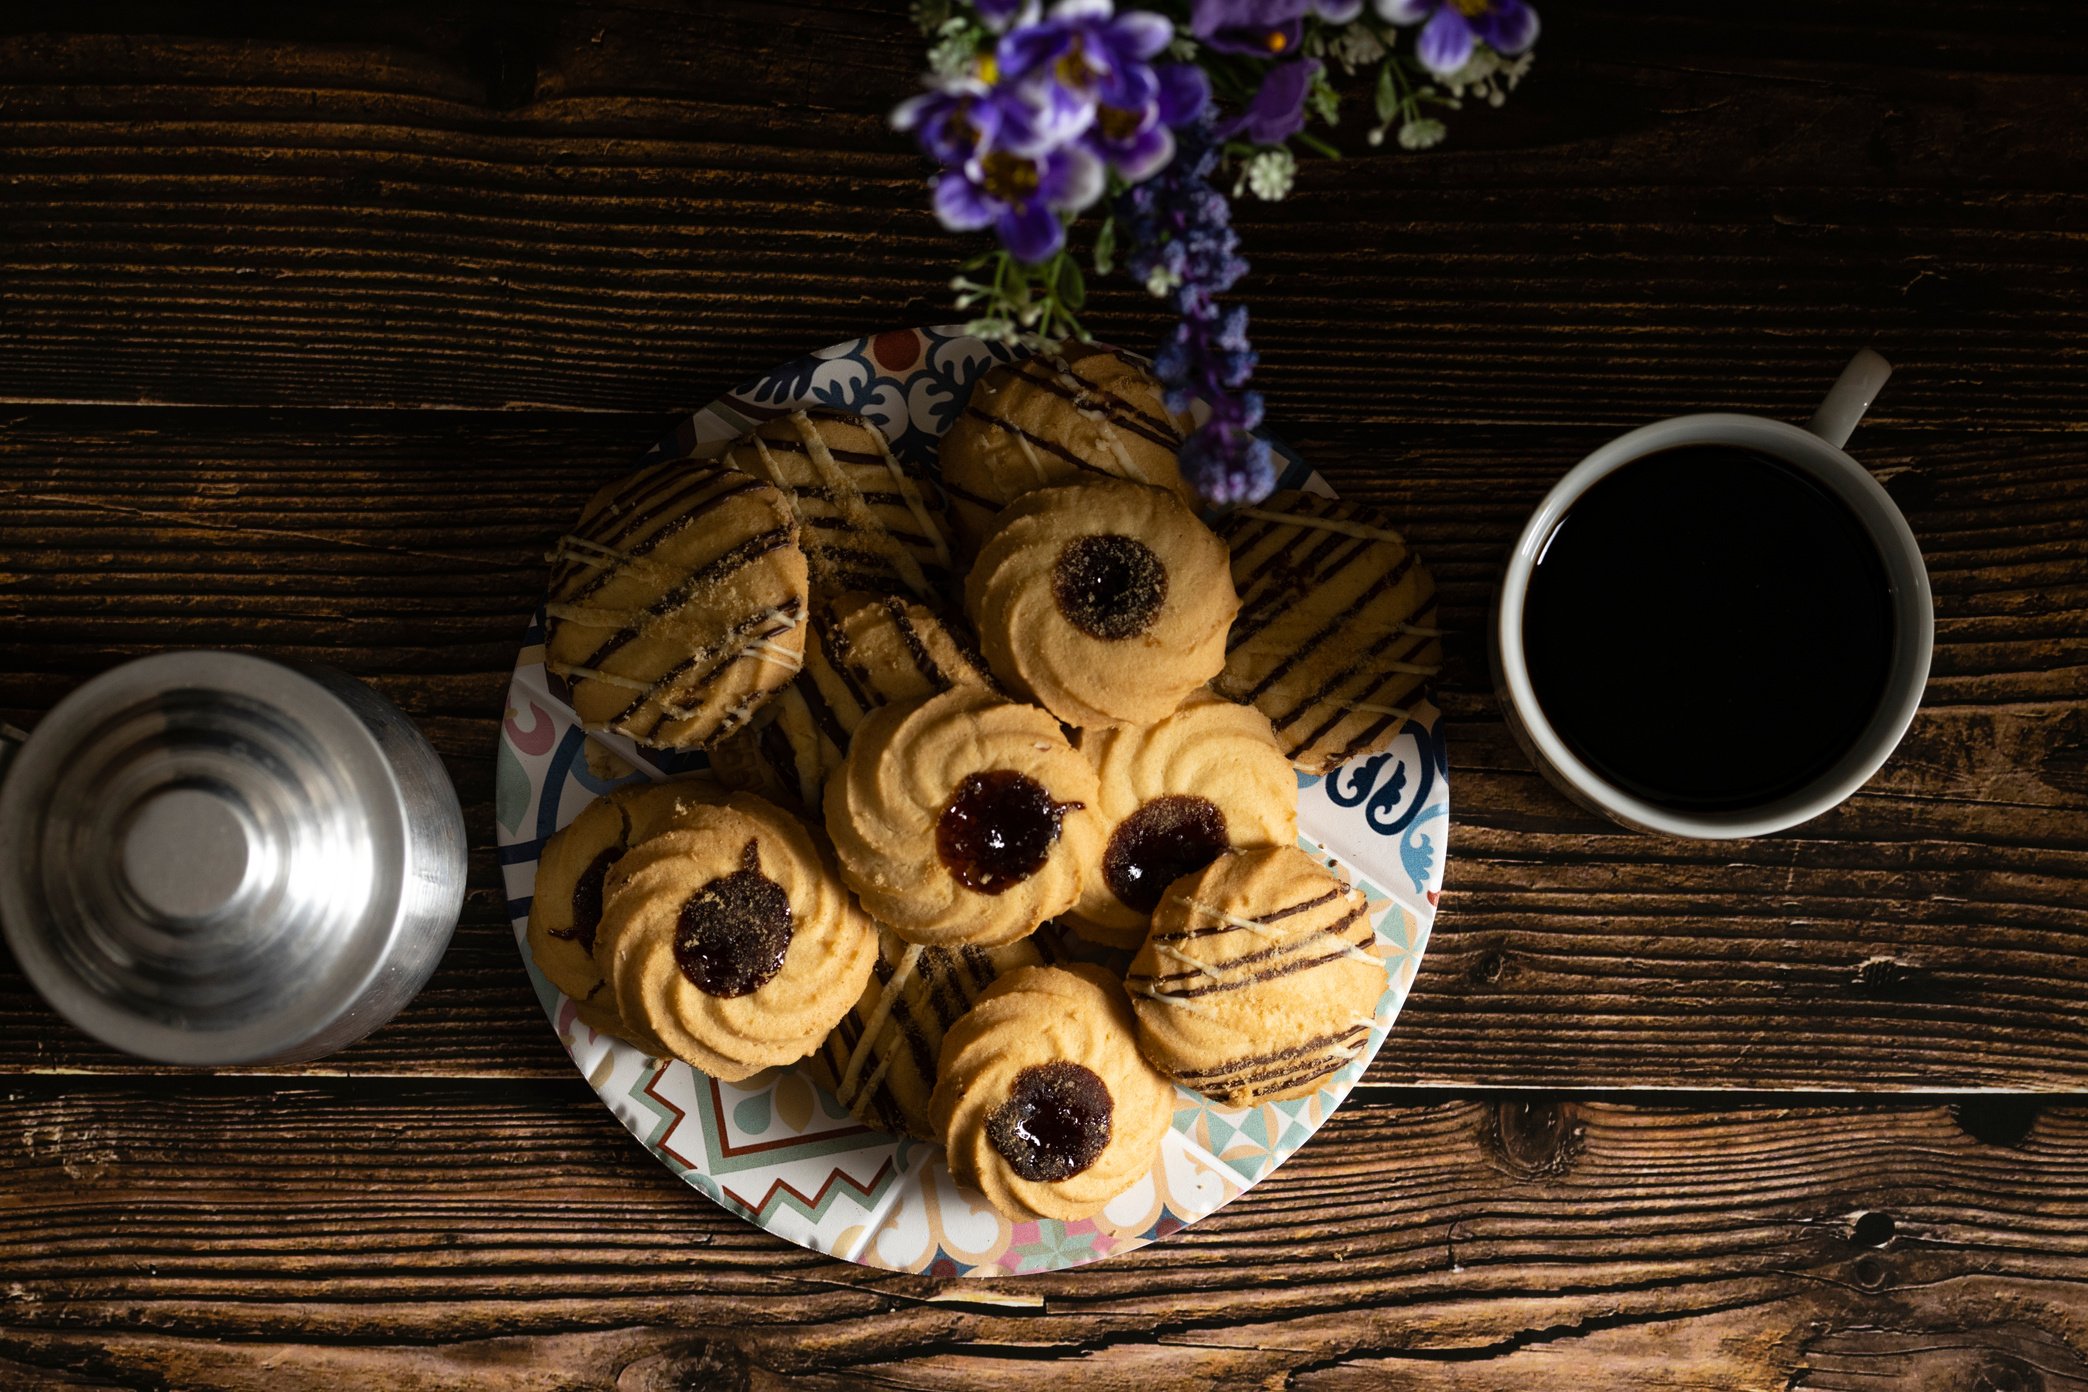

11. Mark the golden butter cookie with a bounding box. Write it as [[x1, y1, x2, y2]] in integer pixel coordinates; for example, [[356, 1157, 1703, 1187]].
[[823, 687, 1100, 948], [966, 479, 1238, 729], [1216, 491, 1443, 773], [1128, 846, 1386, 1107], [808, 925, 1051, 1140], [931, 963, 1175, 1223], [939, 348, 1195, 549], [595, 793, 878, 1082], [1066, 692, 1300, 948], [546, 459, 809, 750], [573, 990, 674, 1059], [707, 684, 836, 815], [709, 593, 997, 813], [718, 409, 955, 605], [525, 775, 726, 1003]]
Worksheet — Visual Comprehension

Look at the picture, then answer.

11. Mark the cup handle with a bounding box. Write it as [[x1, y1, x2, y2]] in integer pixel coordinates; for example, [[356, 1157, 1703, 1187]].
[[0, 722, 26, 789], [1807, 348, 1893, 450]]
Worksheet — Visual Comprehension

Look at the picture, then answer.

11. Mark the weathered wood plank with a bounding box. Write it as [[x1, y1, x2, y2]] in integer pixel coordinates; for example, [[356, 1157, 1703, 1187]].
[[1, 410, 2083, 1088], [1, 1080, 2084, 1389], [2, 3, 2086, 425]]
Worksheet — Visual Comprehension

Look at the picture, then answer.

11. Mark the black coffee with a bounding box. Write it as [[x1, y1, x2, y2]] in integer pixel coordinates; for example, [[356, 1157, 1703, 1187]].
[[1522, 445, 1894, 812]]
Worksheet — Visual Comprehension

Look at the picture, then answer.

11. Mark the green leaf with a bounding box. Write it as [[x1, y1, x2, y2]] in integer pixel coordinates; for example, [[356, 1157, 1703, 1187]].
[[1092, 215, 1117, 277], [1375, 58, 1398, 124], [1057, 255, 1086, 311], [1295, 129, 1341, 160], [1308, 69, 1341, 127]]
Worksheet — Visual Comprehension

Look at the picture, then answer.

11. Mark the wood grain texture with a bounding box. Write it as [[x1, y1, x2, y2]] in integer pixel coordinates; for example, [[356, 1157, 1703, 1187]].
[[3, 412, 2082, 1088], [2, 1079, 2085, 1390], [3, 2, 2088, 1387], [2, 2, 2086, 424]]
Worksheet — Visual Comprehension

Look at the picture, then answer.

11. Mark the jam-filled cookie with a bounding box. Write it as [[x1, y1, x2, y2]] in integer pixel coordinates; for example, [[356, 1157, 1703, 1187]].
[[809, 925, 1051, 1140], [710, 593, 997, 812], [1216, 491, 1443, 773], [717, 409, 954, 604], [931, 963, 1175, 1223], [1067, 693, 1300, 947], [824, 686, 1100, 948], [525, 775, 725, 1004], [939, 348, 1195, 549], [573, 991, 674, 1059], [1128, 846, 1386, 1107], [546, 459, 809, 750], [966, 479, 1238, 729], [595, 792, 878, 1081]]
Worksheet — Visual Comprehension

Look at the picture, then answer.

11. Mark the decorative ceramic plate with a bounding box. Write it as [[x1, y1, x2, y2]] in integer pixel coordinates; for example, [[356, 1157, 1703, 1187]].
[[495, 326, 1448, 1277]]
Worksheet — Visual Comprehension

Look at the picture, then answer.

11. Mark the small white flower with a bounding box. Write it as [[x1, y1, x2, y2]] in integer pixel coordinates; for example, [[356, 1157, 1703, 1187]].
[[1442, 45, 1531, 109], [1245, 147, 1297, 201], [1145, 266, 1182, 298], [1397, 117, 1446, 150], [1330, 24, 1386, 73], [927, 26, 977, 79]]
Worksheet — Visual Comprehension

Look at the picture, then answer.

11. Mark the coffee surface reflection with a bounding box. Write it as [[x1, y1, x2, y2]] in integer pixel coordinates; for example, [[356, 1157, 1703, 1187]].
[[1523, 444, 1895, 812]]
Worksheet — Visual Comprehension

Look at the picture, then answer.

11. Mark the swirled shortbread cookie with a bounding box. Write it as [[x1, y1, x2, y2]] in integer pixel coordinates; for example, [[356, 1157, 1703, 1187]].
[[1129, 846, 1386, 1107], [966, 479, 1238, 728], [709, 592, 996, 812], [808, 926, 1050, 1140], [931, 964, 1174, 1223], [1066, 693, 1299, 948], [525, 776, 726, 1004], [546, 459, 808, 750], [1216, 491, 1442, 773], [595, 793, 877, 1081], [573, 991, 675, 1059], [718, 409, 955, 604], [938, 347, 1195, 549], [824, 687, 1100, 947]]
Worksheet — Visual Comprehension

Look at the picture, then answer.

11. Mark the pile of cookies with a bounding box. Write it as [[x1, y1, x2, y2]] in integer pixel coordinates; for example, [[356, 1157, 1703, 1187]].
[[528, 346, 1440, 1224]]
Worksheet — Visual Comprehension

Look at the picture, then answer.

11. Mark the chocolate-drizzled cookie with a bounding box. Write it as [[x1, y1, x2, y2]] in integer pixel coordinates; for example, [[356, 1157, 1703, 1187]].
[[931, 964, 1174, 1222], [709, 592, 995, 812], [1128, 846, 1386, 1107], [938, 348, 1195, 550], [718, 409, 955, 605], [1216, 491, 1442, 773], [594, 793, 877, 1081], [545, 460, 808, 751], [967, 479, 1238, 729], [808, 925, 1050, 1140]]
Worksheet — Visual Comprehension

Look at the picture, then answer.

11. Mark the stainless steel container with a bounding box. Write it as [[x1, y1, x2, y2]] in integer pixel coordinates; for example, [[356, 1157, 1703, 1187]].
[[0, 652, 467, 1065]]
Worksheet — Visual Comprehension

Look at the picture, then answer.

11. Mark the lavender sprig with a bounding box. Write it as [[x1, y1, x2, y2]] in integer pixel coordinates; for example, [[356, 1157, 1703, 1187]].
[[1118, 117, 1274, 506]]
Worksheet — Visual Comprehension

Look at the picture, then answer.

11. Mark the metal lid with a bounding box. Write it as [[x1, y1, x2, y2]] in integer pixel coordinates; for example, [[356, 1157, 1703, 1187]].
[[0, 652, 412, 1064]]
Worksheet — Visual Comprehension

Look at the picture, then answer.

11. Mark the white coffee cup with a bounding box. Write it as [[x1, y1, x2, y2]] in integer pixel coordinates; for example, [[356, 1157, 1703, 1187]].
[[1491, 350, 1933, 839]]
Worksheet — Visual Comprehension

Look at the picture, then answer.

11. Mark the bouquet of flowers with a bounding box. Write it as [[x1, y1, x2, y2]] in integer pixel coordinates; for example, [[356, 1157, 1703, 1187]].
[[893, 0, 1538, 506]]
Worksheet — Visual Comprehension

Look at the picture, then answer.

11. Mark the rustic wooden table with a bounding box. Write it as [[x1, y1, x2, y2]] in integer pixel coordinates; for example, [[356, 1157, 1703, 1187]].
[[4, 3, 2085, 1388]]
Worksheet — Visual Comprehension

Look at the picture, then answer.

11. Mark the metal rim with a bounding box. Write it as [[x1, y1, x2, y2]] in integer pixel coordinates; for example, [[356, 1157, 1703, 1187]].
[[0, 652, 414, 1064]]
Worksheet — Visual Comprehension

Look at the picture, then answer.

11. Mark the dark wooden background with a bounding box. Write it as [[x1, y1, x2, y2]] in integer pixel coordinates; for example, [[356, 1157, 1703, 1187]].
[[4, 2, 2085, 1387]]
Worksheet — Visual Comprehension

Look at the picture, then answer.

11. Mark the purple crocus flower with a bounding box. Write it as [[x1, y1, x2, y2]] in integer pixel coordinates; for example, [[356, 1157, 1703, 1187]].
[[973, 0, 1038, 31], [1214, 57, 1321, 144], [997, 0, 1174, 151], [1376, 0, 1539, 77], [934, 142, 1103, 263], [1189, 0, 1360, 57], [1085, 63, 1210, 181], [892, 76, 1051, 162]]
